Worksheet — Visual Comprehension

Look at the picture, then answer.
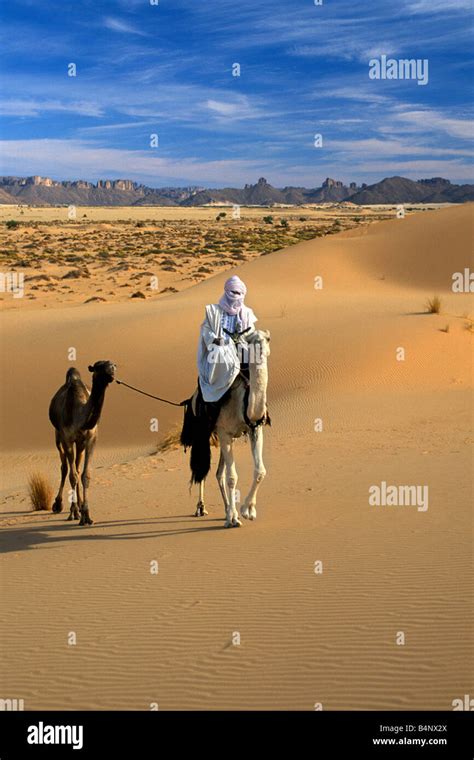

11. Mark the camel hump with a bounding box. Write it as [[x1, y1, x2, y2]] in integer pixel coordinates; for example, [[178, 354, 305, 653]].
[[66, 367, 81, 384]]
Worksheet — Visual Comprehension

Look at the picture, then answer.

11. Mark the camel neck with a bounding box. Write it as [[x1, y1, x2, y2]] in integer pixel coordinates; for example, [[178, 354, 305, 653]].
[[246, 355, 268, 424], [83, 379, 108, 430]]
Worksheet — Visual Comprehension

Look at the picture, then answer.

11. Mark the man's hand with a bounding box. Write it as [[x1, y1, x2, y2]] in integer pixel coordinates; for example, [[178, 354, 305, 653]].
[[212, 337, 224, 346]]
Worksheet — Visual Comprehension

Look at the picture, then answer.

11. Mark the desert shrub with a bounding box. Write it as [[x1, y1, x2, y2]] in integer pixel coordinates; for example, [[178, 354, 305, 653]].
[[425, 295, 442, 314], [28, 472, 53, 511]]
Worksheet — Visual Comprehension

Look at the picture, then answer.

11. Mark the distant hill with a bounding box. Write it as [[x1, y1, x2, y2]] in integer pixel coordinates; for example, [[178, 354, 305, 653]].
[[348, 176, 474, 204], [0, 174, 472, 207], [0, 187, 15, 204], [0, 176, 205, 207], [305, 177, 359, 203]]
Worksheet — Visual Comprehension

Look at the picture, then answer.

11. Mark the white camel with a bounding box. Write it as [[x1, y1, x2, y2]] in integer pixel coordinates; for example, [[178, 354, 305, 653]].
[[181, 329, 271, 528]]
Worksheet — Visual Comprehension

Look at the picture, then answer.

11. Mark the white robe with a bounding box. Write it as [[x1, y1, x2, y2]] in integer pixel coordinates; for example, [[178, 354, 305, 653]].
[[197, 303, 257, 402]]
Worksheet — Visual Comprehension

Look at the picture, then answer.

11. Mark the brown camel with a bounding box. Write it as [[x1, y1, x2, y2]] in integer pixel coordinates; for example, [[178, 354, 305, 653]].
[[48, 361, 116, 525]]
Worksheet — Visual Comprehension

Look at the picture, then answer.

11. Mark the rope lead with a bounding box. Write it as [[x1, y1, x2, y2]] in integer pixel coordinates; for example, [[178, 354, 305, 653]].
[[116, 379, 186, 407]]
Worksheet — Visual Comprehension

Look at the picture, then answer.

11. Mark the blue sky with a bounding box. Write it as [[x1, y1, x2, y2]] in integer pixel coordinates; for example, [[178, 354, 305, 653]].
[[0, 0, 472, 187]]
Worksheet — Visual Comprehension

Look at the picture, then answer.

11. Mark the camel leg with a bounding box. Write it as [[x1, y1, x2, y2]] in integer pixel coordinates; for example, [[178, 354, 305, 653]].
[[80, 438, 96, 526], [194, 479, 208, 517], [241, 426, 266, 521], [64, 444, 80, 521], [216, 450, 229, 512], [219, 433, 241, 528], [52, 434, 68, 514], [73, 444, 85, 521]]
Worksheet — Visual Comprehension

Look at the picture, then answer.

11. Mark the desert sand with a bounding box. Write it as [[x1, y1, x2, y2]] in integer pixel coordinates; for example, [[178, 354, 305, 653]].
[[0, 204, 472, 710], [0, 205, 393, 311]]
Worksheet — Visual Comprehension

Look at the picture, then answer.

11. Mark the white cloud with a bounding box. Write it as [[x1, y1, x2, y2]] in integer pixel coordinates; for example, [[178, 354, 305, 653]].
[[1, 138, 472, 188], [0, 99, 104, 118], [365, 45, 399, 59], [352, 159, 474, 181], [103, 17, 148, 36], [314, 87, 391, 104], [329, 137, 473, 158], [206, 100, 240, 117], [392, 109, 474, 140], [0, 139, 267, 186], [204, 96, 264, 122], [292, 41, 398, 63], [318, 119, 365, 125], [405, 0, 472, 13], [79, 121, 156, 133], [0, 71, 269, 130]]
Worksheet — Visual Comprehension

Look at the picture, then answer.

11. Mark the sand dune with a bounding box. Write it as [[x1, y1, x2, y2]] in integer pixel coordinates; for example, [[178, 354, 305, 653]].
[[1, 204, 472, 449], [0, 205, 472, 709]]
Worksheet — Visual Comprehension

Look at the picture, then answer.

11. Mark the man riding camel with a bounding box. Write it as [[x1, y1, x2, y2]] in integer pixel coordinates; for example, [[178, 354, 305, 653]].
[[197, 275, 257, 403]]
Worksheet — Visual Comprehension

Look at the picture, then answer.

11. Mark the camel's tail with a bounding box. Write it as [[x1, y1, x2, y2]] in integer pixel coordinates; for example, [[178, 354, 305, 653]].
[[180, 399, 213, 484], [180, 399, 195, 449]]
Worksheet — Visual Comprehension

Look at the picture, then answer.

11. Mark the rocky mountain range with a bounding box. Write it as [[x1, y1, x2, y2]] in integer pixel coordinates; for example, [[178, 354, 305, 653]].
[[0, 174, 473, 206]]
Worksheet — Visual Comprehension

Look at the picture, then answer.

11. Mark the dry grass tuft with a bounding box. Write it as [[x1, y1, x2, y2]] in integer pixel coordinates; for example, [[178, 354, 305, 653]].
[[156, 427, 182, 453], [425, 295, 442, 314], [28, 472, 53, 511], [156, 425, 219, 453]]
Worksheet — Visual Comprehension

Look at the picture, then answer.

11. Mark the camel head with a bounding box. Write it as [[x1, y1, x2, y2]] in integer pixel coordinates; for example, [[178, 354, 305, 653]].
[[88, 360, 116, 385], [246, 329, 271, 364]]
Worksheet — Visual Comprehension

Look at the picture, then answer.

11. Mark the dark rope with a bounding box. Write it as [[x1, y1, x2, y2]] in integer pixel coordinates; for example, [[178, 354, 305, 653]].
[[116, 379, 186, 407]]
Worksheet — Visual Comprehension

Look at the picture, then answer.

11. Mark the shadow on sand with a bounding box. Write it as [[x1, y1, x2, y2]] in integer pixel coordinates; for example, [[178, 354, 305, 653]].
[[0, 514, 228, 554]]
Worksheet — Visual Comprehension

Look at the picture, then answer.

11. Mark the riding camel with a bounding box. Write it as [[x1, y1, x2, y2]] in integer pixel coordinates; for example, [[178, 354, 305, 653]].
[[181, 330, 270, 528]]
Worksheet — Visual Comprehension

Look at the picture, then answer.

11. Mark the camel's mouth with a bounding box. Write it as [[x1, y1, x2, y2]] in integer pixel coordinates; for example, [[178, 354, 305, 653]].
[[105, 363, 117, 381]]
